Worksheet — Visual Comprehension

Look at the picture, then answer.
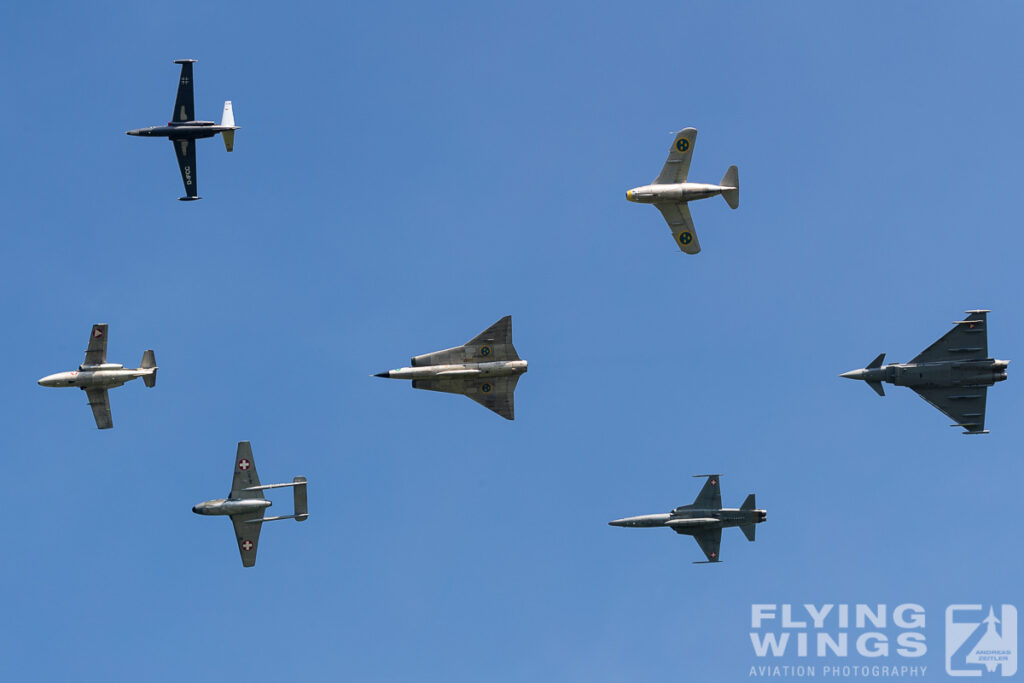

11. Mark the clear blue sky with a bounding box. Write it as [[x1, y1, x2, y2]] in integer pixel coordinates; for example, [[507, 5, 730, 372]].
[[1, 3, 1022, 681]]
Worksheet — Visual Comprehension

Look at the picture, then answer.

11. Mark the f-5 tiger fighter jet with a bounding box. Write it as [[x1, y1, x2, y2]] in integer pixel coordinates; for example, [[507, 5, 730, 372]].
[[609, 475, 766, 564], [37, 324, 157, 430], [840, 310, 1009, 434], [192, 442, 309, 568], [126, 59, 239, 200], [626, 127, 739, 254], [374, 316, 528, 420]]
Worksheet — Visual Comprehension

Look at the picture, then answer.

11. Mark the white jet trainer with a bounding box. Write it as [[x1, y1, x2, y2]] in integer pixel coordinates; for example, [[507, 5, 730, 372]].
[[374, 316, 527, 420], [37, 324, 157, 429], [626, 127, 739, 254]]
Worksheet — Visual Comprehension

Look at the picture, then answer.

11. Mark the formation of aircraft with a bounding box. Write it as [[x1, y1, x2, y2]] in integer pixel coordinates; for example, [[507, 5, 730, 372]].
[[192, 442, 308, 567], [37, 78, 1015, 567], [609, 475, 766, 563], [841, 310, 1009, 434], [374, 316, 527, 420], [626, 127, 739, 254], [37, 324, 157, 430], [127, 60, 239, 201]]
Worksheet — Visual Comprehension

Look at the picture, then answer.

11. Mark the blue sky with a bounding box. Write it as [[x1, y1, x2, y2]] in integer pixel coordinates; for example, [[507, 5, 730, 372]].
[[2, 3, 1022, 681]]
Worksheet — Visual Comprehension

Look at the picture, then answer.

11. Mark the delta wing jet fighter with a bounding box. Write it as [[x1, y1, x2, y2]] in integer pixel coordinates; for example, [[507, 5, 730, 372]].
[[840, 310, 1009, 434], [126, 59, 239, 200], [374, 316, 527, 420], [192, 442, 309, 568], [626, 127, 739, 254], [609, 475, 766, 564], [37, 324, 157, 430]]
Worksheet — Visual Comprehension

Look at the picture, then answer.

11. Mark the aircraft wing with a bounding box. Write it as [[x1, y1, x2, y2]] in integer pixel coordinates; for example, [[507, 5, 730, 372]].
[[910, 310, 989, 364], [171, 60, 195, 123], [912, 386, 988, 434], [85, 388, 112, 430], [230, 441, 264, 498], [655, 202, 701, 254], [690, 475, 722, 509], [412, 375, 519, 420], [411, 316, 518, 366], [172, 139, 199, 199], [654, 128, 697, 185], [84, 323, 108, 365], [230, 514, 263, 568], [692, 528, 722, 562]]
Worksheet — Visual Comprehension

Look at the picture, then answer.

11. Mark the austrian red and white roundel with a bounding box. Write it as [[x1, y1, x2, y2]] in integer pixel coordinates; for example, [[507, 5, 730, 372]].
[[237, 459, 251, 471], [241, 539, 253, 551]]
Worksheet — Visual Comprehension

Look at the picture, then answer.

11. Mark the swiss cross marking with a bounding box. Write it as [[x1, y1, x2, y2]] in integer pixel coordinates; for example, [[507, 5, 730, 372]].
[[238, 459, 251, 471]]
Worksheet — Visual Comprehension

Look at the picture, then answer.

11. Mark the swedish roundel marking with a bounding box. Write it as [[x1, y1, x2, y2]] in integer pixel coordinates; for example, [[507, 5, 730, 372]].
[[679, 232, 693, 245], [481, 383, 492, 393], [480, 345, 492, 357], [675, 138, 690, 153]]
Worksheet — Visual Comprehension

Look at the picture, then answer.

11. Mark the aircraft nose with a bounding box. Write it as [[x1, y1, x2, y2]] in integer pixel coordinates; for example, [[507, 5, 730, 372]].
[[373, 371, 390, 378], [608, 518, 629, 527], [840, 369, 863, 380], [626, 189, 634, 202]]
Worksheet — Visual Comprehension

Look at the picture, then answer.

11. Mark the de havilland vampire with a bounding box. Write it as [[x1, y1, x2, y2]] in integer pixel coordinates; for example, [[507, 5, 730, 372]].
[[193, 442, 308, 568], [841, 310, 1009, 434], [127, 59, 239, 200], [626, 127, 738, 254], [37, 324, 157, 430], [374, 316, 527, 420], [609, 475, 766, 563]]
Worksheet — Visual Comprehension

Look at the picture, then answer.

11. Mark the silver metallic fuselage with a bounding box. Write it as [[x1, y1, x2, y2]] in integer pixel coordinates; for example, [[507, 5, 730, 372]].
[[37, 365, 151, 389], [192, 498, 272, 517], [626, 183, 726, 204], [382, 359, 528, 380], [841, 359, 1009, 388], [609, 506, 767, 535]]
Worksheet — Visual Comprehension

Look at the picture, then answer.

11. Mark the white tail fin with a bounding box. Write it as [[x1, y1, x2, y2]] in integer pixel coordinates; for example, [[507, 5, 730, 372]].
[[221, 101, 236, 151], [720, 165, 739, 209]]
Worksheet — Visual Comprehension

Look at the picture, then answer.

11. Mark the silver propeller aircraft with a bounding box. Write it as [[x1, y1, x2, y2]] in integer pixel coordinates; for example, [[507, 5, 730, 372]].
[[609, 475, 766, 564], [127, 59, 239, 200], [374, 316, 527, 420], [626, 127, 739, 254], [192, 442, 309, 568], [841, 310, 1009, 434], [37, 324, 157, 430]]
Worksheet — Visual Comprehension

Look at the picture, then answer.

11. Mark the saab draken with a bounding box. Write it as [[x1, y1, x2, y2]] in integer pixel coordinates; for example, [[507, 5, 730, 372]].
[[840, 310, 1009, 434], [626, 127, 738, 254], [192, 442, 309, 568], [37, 324, 157, 430], [609, 475, 766, 563], [127, 59, 239, 200], [374, 316, 527, 420]]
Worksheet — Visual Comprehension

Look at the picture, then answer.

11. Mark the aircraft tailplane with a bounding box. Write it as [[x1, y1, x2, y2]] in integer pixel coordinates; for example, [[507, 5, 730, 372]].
[[740, 524, 756, 542], [740, 493, 756, 510], [140, 350, 157, 387], [720, 165, 739, 209], [293, 476, 309, 521], [221, 101, 236, 151]]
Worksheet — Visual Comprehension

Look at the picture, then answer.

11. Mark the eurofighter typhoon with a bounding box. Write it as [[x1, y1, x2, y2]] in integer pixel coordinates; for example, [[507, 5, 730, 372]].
[[374, 316, 527, 420], [626, 127, 738, 254], [840, 310, 1009, 434], [192, 442, 308, 568], [127, 60, 239, 200], [609, 475, 766, 563], [37, 324, 157, 430]]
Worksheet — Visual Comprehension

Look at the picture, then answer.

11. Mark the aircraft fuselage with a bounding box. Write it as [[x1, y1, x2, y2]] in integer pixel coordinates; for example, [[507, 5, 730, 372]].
[[626, 183, 726, 204], [609, 506, 767, 535], [37, 365, 149, 389], [378, 359, 528, 380], [126, 121, 235, 139], [842, 359, 1009, 389], [192, 498, 272, 517]]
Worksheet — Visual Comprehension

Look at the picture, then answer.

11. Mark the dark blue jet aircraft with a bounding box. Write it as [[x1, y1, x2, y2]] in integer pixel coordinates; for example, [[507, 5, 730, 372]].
[[127, 59, 238, 200]]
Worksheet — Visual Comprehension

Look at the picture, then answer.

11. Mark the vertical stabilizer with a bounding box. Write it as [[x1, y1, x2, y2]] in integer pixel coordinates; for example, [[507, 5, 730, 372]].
[[140, 350, 157, 387], [293, 476, 309, 521], [221, 101, 236, 151], [720, 165, 739, 209]]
